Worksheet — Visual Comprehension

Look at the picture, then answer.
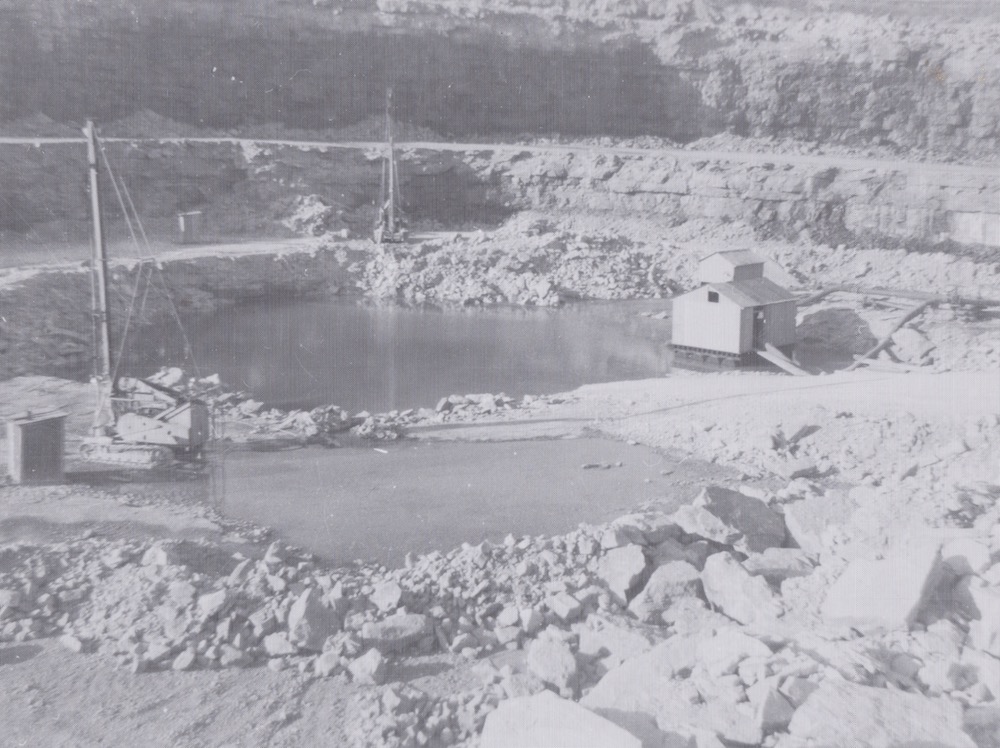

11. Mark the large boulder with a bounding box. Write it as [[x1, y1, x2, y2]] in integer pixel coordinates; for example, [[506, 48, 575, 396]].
[[701, 553, 782, 625], [600, 521, 648, 550], [526, 635, 579, 693], [573, 615, 661, 668], [961, 579, 1000, 658], [749, 682, 796, 735], [348, 648, 387, 686], [361, 613, 434, 654], [675, 486, 787, 553], [743, 548, 816, 584], [598, 545, 651, 606], [783, 490, 855, 554], [197, 589, 229, 621], [821, 543, 943, 632], [650, 536, 711, 571], [695, 627, 772, 677], [546, 592, 583, 623], [369, 581, 403, 613], [628, 561, 703, 623], [287, 588, 341, 651], [667, 505, 740, 548], [582, 636, 762, 745], [965, 706, 1000, 748], [787, 678, 975, 747], [480, 691, 643, 748], [263, 632, 298, 657]]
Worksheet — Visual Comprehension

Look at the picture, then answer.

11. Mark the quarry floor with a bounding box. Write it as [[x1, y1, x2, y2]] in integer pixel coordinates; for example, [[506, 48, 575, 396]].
[[0, 201, 998, 746], [0, 360, 998, 745]]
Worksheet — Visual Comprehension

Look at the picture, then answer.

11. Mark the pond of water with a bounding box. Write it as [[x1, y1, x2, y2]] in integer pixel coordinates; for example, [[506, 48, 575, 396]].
[[212, 437, 732, 568], [142, 298, 673, 412]]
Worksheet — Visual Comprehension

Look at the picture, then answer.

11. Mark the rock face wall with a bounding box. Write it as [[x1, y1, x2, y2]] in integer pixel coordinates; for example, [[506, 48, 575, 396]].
[[2, 0, 1000, 156], [4, 140, 1000, 251], [4, 0, 1000, 251], [0, 5, 717, 141], [0, 141, 518, 236], [479, 149, 1000, 250]]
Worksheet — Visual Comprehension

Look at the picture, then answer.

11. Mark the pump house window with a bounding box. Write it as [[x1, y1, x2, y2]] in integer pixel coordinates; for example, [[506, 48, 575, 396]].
[[707, 290, 719, 303]]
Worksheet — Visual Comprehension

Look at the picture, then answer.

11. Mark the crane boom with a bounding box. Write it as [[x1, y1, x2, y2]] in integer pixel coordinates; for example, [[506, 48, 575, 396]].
[[84, 120, 112, 381]]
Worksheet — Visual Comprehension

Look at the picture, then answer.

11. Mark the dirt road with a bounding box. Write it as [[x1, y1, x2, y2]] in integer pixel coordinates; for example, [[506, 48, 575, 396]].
[[0, 134, 993, 179]]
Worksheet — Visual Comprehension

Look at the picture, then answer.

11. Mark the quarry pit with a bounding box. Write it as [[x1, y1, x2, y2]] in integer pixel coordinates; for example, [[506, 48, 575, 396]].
[[1, 1, 1000, 746]]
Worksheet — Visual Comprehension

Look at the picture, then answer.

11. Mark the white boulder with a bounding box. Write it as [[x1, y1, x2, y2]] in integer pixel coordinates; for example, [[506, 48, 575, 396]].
[[695, 627, 772, 677], [787, 678, 975, 747], [628, 561, 702, 623], [582, 636, 762, 745], [701, 553, 782, 625], [742, 548, 816, 583], [527, 636, 579, 693], [361, 613, 433, 654], [370, 581, 403, 613], [288, 588, 341, 651], [480, 690, 643, 748], [821, 542, 943, 632], [598, 545, 651, 606], [683, 486, 787, 553], [348, 648, 387, 685]]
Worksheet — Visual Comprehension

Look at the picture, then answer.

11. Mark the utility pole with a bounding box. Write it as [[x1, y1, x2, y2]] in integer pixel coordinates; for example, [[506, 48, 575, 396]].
[[84, 120, 112, 382], [385, 87, 396, 236]]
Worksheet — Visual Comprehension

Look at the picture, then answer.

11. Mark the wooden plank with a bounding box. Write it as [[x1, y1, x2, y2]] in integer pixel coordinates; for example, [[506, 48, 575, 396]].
[[759, 344, 810, 376], [845, 300, 935, 372]]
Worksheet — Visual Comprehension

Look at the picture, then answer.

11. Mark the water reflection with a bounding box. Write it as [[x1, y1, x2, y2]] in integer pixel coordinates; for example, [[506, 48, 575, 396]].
[[133, 299, 673, 412]]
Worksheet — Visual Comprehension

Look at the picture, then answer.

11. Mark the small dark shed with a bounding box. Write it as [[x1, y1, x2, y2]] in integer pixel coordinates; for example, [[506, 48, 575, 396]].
[[6, 410, 68, 484], [177, 211, 203, 245]]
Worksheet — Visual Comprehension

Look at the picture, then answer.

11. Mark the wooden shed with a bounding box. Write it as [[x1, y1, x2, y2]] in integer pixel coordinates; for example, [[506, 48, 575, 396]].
[[671, 251, 798, 369]]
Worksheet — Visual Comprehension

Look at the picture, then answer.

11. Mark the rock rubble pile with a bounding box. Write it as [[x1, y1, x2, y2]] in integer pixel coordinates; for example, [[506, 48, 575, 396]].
[[4, 471, 1000, 746], [360, 228, 674, 307], [151, 367, 566, 446]]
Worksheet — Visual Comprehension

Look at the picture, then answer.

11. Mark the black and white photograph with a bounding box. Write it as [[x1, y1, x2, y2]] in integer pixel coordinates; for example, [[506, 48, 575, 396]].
[[0, 0, 998, 745]]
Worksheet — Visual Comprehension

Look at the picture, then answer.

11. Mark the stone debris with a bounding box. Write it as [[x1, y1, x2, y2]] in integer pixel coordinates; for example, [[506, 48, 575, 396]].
[[545, 592, 583, 623], [481, 690, 643, 748], [526, 633, 579, 695], [287, 587, 341, 651], [742, 548, 816, 584], [628, 560, 702, 623], [166, 370, 555, 449], [695, 627, 772, 677], [4, 466, 1000, 748], [674, 486, 787, 554], [361, 613, 434, 655], [349, 648, 388, 686], [573, 615, 661, 669], [370, 581, 404, 613], [785, 679, 976, 747], [821, 542, 944, 632], [701, 552, 783, 625], [597, 544, 650, 606]]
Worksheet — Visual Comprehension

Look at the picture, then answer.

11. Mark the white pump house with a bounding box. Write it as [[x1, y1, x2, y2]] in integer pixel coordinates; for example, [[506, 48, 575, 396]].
[[671, 250, 798, 369]]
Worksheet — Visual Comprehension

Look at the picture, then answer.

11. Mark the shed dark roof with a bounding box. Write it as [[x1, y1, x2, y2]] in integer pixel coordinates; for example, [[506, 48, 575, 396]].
[[712, 278, 797, 307], [702, 249, 766, 267]]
